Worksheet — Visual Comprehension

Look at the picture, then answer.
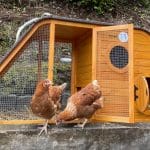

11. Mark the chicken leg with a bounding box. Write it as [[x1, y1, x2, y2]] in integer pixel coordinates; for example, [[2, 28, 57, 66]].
[[38, 120, 49, 136], [74, 118, 88, 129]]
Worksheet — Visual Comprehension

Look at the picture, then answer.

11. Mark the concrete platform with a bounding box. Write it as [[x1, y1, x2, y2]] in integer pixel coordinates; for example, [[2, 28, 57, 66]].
[[0, 123, 150, 150]]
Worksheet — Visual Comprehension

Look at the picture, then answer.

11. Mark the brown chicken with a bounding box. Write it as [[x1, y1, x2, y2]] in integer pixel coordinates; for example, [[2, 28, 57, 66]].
[[56, 80, 104, 128], [30, 79, 67, 135]]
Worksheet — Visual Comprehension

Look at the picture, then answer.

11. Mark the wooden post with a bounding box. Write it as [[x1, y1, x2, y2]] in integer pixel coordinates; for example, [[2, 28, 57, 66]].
[[71, 41, 76, 94], [128, 24, 134, 123], [48, 22, 55, 80], [92, 28, 97, 80]]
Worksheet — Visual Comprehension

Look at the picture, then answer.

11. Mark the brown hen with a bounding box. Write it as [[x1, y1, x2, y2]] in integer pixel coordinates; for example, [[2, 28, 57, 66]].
[[30, 79, 66, 135], [56, 80, 104, 128]]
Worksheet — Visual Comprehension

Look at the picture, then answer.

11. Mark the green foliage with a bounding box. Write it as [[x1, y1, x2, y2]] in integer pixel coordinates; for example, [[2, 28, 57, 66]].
[[53, 43, 72, 90], [67, 0, 117, 14], [66, 0, 150, 14], [0, 23, 17, 57], [0, 64, 38, 95]]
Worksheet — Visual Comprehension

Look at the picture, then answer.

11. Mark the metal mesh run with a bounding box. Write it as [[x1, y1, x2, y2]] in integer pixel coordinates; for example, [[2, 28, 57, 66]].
[[95, 29, 129, 117], [110, 46, 128, 69], [0, 24, 50, 120], [53, 42, 72, 109]]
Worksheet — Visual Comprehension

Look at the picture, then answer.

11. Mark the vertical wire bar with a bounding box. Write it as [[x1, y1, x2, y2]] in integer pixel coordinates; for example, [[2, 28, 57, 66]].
[[37, 39, 42, 82]]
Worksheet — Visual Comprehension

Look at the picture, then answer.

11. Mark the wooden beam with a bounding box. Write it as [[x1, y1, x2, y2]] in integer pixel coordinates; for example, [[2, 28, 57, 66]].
[[53, 20, 98, 28], [71, 41, 76, 94], [128, 24, 135, 123], [92, 28, 97, 80], [92, 115, 131, 123], [48, 22, 55, 80]]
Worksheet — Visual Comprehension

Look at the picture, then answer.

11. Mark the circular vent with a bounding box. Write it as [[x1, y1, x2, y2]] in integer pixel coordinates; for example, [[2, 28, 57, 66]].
[[110, 46, 128, 69]]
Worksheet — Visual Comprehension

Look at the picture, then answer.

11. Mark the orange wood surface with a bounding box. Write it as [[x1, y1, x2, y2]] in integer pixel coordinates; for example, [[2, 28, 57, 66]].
[[134, 29, 150, 121], [1, 18, 150, 124], [92, 24, 134, 123]]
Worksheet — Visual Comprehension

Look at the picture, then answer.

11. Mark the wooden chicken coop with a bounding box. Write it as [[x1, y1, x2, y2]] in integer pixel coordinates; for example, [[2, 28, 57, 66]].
[[0, 16, 150, 124]]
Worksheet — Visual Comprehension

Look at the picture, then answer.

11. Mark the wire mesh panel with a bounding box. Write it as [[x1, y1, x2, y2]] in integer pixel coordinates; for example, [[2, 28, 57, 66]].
[[0, 24, 50, 120], [110, 46, 128, 69], [53, 42, 72, 109], [95, 28, 130, 118]]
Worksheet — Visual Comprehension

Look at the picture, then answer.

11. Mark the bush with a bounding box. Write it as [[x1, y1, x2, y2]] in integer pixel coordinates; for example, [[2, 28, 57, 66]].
[[66, 0, 150, 14]]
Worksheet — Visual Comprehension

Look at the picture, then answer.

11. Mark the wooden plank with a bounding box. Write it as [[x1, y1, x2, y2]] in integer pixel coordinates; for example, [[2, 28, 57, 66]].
[[134, 67, 150, 74], [92, 28, 97, 80], [92, 115, 130, 123], [97, 80, 129, 89], [134, 59, 150, 67], [0, 118, 84, 125], [48, 23, 55, 80], [97, 72, 128, 80], [134, 44, 150, 52], [55, 25, 91, 40], [75, 30, 92, 44], [101, 93, 129, 99], [77, 65, 92, 74], [75, 30, 92, 89], [128, 24, 134, 123], [71, 41, 76, 94], [0, 120, 46, 125], [94, 24, 132, 31], [134, 51, 150, 59], [102, 88, 129, 96], [134, 30, 150, 44], [53, 20, 98, 28]]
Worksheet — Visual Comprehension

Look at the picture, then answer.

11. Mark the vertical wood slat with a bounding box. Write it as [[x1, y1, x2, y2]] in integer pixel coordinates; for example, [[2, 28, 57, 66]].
[[71, 41, 76, 94], [48, 22, 55, 80], [92, 28, 97, 80], [128, 24, 134, 122]]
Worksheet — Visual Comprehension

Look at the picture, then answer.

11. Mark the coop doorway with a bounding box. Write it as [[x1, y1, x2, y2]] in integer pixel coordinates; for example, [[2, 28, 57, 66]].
[[54, 24, 93, 109]]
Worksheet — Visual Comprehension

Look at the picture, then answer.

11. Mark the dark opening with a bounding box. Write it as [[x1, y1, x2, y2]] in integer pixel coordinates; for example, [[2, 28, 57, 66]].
[[146, 77, 150, 92], [76, 87, 82, 91], [110, 46, 128, 69]]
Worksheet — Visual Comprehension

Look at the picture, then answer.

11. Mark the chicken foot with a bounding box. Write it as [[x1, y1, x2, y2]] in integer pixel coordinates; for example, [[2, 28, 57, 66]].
[[38, 120, 49, 136], [74, 118, 88, 129]]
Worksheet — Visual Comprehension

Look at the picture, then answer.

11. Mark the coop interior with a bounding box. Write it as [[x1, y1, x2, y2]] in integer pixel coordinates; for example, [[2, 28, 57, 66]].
[[54, 24, 93, 108], [0, 23, 93, 122]]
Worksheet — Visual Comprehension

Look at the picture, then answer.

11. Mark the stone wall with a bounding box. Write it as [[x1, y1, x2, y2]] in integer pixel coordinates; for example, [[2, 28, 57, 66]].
[[0, 123, 150, 150]]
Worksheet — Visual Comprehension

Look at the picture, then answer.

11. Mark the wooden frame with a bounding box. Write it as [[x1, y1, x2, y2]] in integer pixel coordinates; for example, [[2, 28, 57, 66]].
[[0, 18, 150, 124], [92, 24, 134, 123]]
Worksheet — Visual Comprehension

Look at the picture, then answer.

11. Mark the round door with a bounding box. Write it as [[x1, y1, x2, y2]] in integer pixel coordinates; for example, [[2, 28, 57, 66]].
[[135, 76, 150, 115]]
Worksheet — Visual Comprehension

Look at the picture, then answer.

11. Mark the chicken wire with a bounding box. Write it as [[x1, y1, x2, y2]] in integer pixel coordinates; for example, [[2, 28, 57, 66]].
[[53, 42, 72, 109], [0, 24, 50, 120], [96, 29, 130, 117]]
